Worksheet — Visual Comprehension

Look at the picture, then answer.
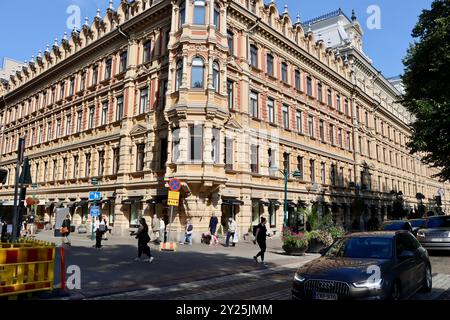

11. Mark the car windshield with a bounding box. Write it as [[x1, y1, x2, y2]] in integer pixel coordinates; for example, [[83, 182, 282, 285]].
[[383, 222, 407, 230], [426, 217, 450, 228], [410, 220, 426, 228], [325, 237, 393, 259]]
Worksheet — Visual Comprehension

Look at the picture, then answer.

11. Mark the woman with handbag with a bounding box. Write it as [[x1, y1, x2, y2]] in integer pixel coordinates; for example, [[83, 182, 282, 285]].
[[131, 217, 154, 263], [61, 214, 72, 246]]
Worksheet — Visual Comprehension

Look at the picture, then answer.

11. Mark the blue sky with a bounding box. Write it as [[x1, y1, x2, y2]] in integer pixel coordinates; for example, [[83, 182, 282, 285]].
[[0, 0, 433, 77]]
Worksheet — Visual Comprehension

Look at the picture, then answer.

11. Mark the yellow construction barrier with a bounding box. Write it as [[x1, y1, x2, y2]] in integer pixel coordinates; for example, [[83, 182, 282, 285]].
[[0, 238, 56, 298]]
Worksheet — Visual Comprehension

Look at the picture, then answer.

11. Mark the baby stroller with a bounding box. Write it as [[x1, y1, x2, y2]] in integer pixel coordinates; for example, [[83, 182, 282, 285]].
[[201, 232, 212, 245]]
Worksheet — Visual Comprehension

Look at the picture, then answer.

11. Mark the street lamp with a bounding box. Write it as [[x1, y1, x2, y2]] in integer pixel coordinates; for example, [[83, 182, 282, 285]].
[[270, 166, 302, 227]]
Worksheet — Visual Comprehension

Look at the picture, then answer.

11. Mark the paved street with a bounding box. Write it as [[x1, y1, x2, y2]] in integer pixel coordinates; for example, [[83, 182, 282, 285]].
[[33, 230, 450, 300]]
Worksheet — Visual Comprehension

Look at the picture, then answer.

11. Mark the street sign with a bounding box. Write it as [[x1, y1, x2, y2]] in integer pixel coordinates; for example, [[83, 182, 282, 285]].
[[169, 178, 182, 192], [91, 178, 99, 186], [90, 206, 100, 217], [89, 192, 102, 201], [168, 191, 180, 207]]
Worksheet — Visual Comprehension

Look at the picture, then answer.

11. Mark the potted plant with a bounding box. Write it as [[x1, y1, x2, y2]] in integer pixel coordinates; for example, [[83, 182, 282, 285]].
[[307, 230, 333, 253], [282, 227, 309, 256]]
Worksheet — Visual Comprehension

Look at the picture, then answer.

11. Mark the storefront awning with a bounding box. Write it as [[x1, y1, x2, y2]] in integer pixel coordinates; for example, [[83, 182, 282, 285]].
[[222, 199, 244, 206], [122, 197, 142, 205], [287, 201, 297, 208], [269, 200, 282, 206], [259, 200, 270, 206]]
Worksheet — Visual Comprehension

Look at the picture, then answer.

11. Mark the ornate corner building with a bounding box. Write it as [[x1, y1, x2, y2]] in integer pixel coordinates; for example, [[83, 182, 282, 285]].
[[0, 0, 448, 239]]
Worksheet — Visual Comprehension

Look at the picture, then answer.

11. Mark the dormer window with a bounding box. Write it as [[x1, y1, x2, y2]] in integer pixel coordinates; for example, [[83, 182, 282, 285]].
[[193, 0, 206, 25]]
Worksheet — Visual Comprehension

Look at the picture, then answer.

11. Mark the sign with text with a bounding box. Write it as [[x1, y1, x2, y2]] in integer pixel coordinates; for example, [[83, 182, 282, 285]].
[[90, 206, 100, 217], [89, 192, 101, 201], [168, 191, 180, 207]]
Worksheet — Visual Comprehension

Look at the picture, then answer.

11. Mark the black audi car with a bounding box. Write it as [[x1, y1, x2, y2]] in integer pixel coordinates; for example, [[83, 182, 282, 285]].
[[292, 231, 432, 300]]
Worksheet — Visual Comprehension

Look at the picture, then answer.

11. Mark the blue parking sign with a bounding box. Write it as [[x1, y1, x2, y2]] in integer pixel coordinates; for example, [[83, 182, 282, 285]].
[[89, 192, 101, 201], [90, 206, 100, 217]]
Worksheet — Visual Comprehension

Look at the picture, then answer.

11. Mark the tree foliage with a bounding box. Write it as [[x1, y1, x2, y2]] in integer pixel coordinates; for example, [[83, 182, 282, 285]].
[[402, 0, 450, 181]]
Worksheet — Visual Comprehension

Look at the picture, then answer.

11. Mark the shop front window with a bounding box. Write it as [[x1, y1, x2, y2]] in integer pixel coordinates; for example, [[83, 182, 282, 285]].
[[130, 202, 140, 226]]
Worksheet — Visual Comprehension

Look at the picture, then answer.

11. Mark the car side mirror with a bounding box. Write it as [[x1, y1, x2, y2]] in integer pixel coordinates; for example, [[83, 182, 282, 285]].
[[399, 250, 414, 260]]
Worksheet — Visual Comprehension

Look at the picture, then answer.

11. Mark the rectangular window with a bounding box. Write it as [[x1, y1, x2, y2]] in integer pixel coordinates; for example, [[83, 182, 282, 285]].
[[365, 111, 369, 126], [267, 98, 275, 124], [73, 155, 79, 178], [250, 45, 258, 68], [250, 91, 258, 118], [294, 70, 301, 90], [136, 144, 145, 172], [60, 82, 65, 100], [281, 63, 288, 83], [85, 154, 91, 178], [344, 99, 349, 115], [53, 160, 57, 181], [347, 131, 351, 149], [51, 88, 56, 104], [225, 136, 233, 170], [140, 87, 149, 114], [327, 89, 332, 107], [42, 92, 47, 109], [321, 162, 326, 184], [308, 115, 314, 137], [66, 115, 72, 135], [227, 31, 234, 55], [367, 141, 371, 158], [62, 158, 68, 180], [329, 124, 334, 145], [266, 54, 274, 76], [310, 160, 315, 183], [56, 119, 61, 138], [336, 95, 341, 112], [338, 128, 343, 147], [306, 76, 312, 96], [98, 151, 105, 176], [211, 128, 220, 164], [282, 105, 289, 129], [76, 111, 82, 133], [319, 120, 324, 141], [193, 0, 206, 24], [46, 122, 52, 141], [283, 153, 290, 173], [105, 59, 112, 80], [102, 101, 109, 126], [296, 110, 302, 132], [119, 51, 128, 73], [88, 107, 95, 129], [189, 124, 203, 161], [297, 156, 303, 180], [250, 144, 259, 173], [113, 148, 120, 175], [172, 128, 180, 163], [179, 1, 186, 27], [116, 96, 124, 121], [318, 82, 323, 102], [331, 164, 336, 185], [227, 80, 234, 110], [143, 41, 152, 63], [80, 72, 86, 91], [92, 66, 98, 85]]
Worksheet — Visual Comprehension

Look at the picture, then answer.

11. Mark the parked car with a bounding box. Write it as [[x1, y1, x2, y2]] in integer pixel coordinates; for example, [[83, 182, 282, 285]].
[[292, 231, 432, 300], [409, 219, 427, 236], [382, 221, 413, 233], [417, 215, 450, 251]]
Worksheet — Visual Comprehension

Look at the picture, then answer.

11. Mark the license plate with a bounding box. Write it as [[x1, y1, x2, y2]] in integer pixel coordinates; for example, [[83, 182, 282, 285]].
[[314, 292, 338, 300], [430, 238, 444, 242]]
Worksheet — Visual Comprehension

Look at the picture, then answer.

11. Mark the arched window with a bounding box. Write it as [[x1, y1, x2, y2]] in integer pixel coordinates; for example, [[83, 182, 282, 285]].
[[191, 57, 205, 88], [175, 60, 183, 91], [214, 3, 220, 30], [193, 0, 206, 25], [212, 61, 220, 92]]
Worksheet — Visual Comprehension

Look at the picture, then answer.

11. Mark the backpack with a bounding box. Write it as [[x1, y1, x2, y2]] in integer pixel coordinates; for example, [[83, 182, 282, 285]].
[[187, 224, 193, 232], [99, 224, 106, 232], [253, 225, 259, 237]]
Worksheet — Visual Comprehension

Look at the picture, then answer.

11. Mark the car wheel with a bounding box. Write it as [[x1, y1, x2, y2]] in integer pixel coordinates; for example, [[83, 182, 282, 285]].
[[421, 265, 432, 293], [389, 281, 402, 301]]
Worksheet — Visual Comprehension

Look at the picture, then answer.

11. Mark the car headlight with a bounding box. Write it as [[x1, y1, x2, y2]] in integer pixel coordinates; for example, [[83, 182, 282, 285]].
[[353, 279, 383, 289], [294, 273, 306, 283], [417, 231, 425, 238]]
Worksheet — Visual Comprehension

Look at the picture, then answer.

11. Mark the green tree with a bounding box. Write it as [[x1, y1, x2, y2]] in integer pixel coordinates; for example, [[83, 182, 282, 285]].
[[402, 0, 450, 181]]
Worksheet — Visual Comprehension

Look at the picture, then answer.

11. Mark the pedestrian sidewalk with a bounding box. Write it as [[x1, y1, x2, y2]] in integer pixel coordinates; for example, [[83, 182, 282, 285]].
[[33, 230, 318, 300]]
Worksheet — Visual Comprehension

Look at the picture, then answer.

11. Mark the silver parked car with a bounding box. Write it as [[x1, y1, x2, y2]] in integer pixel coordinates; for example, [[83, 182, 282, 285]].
[[417, 216, 450, 251]]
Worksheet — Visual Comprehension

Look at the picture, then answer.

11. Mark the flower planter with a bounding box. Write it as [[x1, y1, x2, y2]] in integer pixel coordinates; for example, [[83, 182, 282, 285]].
[[282, 245, 308, 256], [307, 238, 327, 253]]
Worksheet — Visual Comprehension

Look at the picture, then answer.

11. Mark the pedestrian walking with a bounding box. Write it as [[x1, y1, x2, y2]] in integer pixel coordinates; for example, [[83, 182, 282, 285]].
[[152, 214, 161, 244], [1, 218, 8, 243], [93, 217, 106, 249], [101, 215, 109, 240], [209, 213, 219, 236], [159, 218, 166, 243], [225, 217, 237, 247], [61, 214, 72, 246], [131, 217, 154, 263], [27, 214, 36, 236], [253, 217, 269, 265], [180, 219, 194, 245]]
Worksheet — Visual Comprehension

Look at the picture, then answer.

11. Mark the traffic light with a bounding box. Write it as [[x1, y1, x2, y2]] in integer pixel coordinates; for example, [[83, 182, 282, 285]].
[[0, 168, 7, 184]]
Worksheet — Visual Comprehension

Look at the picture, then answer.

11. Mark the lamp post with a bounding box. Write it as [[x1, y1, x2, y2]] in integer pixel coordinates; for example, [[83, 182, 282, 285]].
[[270, 167, 302, 227]]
